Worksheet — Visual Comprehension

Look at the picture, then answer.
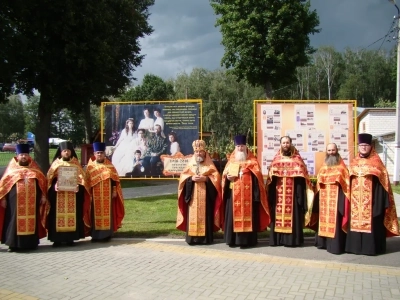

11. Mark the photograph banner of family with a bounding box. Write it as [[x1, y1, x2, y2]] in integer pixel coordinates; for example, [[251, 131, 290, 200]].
[[102, 101, 201, 178]]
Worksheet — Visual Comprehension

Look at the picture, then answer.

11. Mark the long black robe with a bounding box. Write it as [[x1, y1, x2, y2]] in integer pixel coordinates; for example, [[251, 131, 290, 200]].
[[1, 181, 41, 250], [313, 187, 346, 254], [183, 177, 217, 245], [47, 178, 86, 243], [345, 176, 389, 256], [268, 176, 307, 247], [223, 173, 260, 248]]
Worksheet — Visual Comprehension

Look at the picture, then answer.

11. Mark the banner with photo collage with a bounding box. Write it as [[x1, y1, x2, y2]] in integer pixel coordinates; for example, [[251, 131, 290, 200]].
[[255, 101, 357, 177], [101, 100, 201, 179]]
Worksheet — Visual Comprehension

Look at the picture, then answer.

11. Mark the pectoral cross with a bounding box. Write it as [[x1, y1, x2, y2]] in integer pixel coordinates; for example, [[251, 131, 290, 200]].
[[239, 169, 243, 179]]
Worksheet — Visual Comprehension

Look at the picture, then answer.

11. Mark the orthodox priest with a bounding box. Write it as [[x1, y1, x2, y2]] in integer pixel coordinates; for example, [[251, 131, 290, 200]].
[[345, 133, 399, 255], [176, 140, 222, 245], [313, 143, 350, 254], [222, 135, 270, 248], [86, 142, 125, 242], [266, 136, 314, 247], [47, 141, 91, 247], [0, 144, 49, 252]]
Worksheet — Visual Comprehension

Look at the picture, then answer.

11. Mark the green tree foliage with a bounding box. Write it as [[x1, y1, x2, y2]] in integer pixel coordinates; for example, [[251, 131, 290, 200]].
[[1, 0, 154, 171], [210, 0, 320, 99], [0, 95, 25, 142], [121, 74, 174, 101]]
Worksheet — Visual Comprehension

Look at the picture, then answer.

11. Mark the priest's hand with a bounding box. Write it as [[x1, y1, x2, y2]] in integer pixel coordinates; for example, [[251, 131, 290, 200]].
[[75, 185, 79, 193], [40, 196, 47, 205], [112, 191, 117, 199], [227, 175, 237, 182], [0, 199, 6, 208], [192, 175, 207, 182], [55, 182, 59, 192]]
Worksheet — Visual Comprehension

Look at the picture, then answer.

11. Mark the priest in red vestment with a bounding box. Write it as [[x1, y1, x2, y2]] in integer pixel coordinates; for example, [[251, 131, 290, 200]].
[[176, 140, 222, 245], [266, 136, 314, 247], [313, 143, 350, 254], [345, 133, 399, 255], [86, 142, 125, 242], [47, 141, 91, 247], [222, 135, 270, 248], [0, 144, 49, 252]]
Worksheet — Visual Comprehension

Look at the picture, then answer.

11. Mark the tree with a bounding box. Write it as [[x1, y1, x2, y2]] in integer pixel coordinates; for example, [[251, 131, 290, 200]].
[[0, 95, 25, 142], [1, 0, 154, 171], [121, 74, 174, 101], [314, 46, 342, 100], [210, 0, 320, 99]]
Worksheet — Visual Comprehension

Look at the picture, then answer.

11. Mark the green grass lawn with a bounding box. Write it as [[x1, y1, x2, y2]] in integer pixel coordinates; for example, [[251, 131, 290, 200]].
[[114, 195, 316, 239]]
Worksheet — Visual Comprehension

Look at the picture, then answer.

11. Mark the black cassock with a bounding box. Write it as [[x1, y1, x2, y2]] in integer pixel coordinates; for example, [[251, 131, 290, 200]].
[[1, 181, 42, 250], [183, 177, 217, 245], [313, 187, 346, 254], [223, 173, 261, 248], [268, 177, 307, 247], [47, 178, 86, 243], [345, 176, 389, 256]]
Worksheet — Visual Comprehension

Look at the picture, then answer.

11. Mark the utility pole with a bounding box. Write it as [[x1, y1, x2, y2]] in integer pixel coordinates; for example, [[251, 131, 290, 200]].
[[390, 0, 400, 184]]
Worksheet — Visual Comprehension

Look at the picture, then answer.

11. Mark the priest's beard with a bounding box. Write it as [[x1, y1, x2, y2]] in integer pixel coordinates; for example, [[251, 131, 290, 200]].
[[281, 148, 291, 157], [235, 150, 247, 162], [62, 156, 71, 161], [325, 153, 340, 166], [18, 160, 29, 166], [96, 158, 105, 163], [196, 156, 204, 163]]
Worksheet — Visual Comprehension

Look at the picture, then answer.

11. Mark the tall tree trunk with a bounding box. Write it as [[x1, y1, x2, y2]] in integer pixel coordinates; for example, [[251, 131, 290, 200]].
[[35, 92, 52, 173], [265, 80, 273, 100], [83, 100, 92, 143]]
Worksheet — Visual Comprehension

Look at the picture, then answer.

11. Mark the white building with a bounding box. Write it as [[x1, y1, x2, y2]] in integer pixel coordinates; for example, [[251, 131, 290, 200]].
[[357, 107, 396, 180]]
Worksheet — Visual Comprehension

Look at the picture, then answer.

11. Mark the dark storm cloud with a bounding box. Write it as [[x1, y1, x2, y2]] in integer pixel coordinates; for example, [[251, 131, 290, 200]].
[[133, 0, 397, 84]]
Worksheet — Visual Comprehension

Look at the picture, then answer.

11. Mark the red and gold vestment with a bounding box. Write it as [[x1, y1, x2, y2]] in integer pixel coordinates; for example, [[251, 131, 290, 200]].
[[86, 157, 125, 231], [266, 146, 314, 233], [347, 149, 399, 237], [176, 154, 222, 235], [315, 158, 350, 237], [222, 150, 270, 232], [0, 157, 49, 240], [47, 157, 91, 234]]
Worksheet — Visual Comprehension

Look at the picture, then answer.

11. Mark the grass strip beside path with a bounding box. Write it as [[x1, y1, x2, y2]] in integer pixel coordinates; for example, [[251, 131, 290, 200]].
[[114, 195, 315, 239]]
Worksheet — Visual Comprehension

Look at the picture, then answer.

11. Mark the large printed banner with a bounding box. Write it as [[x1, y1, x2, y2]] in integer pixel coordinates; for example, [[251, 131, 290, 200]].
[[256, 101, 356, 177], [101, 101, 201, 178]]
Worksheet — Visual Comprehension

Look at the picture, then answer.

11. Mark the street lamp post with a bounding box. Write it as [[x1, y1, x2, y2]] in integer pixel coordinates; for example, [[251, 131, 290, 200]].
[[389, 0, 400, 184]]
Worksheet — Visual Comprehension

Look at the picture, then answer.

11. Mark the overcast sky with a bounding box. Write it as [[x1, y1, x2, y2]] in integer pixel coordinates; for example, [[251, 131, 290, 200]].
[[132, 0, 399, 84]]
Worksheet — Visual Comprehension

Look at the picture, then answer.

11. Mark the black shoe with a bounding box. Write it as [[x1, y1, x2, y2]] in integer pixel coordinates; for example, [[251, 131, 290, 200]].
[[52, 242, 62, 248], [91, 238, 99, 243], [7, 247, 17, 252], [66, 241, 75, 246]]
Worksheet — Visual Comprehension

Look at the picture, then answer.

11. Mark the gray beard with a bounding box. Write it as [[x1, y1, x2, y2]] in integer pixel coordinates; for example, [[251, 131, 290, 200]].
[[235, 151, 247, 162], [325, 154, 340, 166], [196, 156, 204, 163]]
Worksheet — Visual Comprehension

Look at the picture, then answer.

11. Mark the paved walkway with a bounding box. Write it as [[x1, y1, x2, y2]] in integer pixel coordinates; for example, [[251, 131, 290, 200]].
[[1, 181, 400, 299]]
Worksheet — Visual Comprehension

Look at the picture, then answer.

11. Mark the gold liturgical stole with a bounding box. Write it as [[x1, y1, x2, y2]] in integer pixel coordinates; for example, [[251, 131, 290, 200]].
[[16, 179, 37, 235], [350, 175, 373, 233], [56, 191, 77, 232], [188, 181, 207, 236], [274, 177, 294, 233], [318, 184, 339, 238], [92, 179, 112, 230], [232, 171, 253, 232]]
